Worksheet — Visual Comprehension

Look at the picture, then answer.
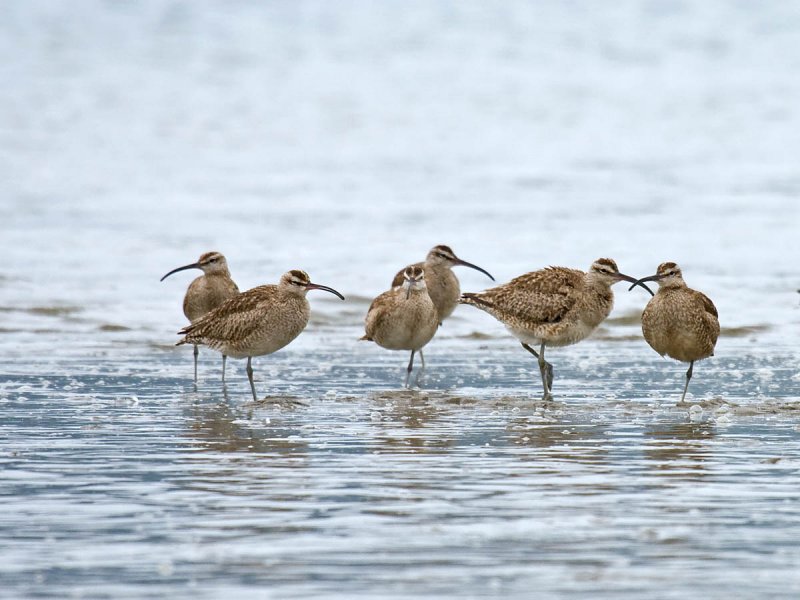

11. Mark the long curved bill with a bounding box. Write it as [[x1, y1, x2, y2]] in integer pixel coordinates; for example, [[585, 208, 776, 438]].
[[306, 282, 345, 301], [625, 273, 656, 297], [454, 257, 495, 282], [160, 262, 200, 282]]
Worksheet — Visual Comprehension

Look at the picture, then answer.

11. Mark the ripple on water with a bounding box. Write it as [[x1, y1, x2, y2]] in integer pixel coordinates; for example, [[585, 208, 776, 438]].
[[2, 334, 800, 595]]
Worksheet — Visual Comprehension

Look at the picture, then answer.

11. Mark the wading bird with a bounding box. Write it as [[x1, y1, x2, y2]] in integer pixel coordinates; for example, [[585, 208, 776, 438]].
[[391, 245, 494, 324], [630, 262, 719, 405], [461, 258, 643, 400], [177, 270, 344, 401], [363, 265, 439, 387], [161, 251, 239, 382]]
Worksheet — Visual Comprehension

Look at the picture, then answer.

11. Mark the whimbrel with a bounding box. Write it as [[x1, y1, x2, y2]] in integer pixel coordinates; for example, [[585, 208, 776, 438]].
[[363, 265, 439, 387], [460, 258, 643, 400], [391, 245, 494, 324], [177, 270, 344, 401], [161, 251, 239, 382], [630, 262, 719, 405]]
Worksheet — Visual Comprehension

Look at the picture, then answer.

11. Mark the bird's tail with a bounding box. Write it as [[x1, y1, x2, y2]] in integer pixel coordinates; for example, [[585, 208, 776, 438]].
[[176, 323, 194, 346], [460, 292, 492, 308]]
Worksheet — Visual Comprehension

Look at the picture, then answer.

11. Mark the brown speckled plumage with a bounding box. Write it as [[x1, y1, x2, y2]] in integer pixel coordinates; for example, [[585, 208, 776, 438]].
[[161, 251, 239, 381], [178, 270, 344, 400], [365, 266, 439, 387], [461, 258, 639, 399], [180, 280, 309, 359], [636, 262, 719, 404], [390, 245, 493, 323], [462, 258, 627, 347]]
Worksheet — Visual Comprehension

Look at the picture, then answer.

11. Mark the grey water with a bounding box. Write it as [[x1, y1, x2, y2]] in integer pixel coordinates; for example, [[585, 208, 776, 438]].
[[2, 1, 800, 598]]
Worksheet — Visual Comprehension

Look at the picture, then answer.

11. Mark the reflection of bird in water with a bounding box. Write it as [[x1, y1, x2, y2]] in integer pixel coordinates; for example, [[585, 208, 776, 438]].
[[644, 422, 714, 479], [631, 262, 719, 405], [161, 251, 239, 382], [390, 245, 494, 324], [370, 391, 451, 453], [177, 270, 344, 401], [363, 266, 439, 388], [507, 417, 609, 464], [461, 258, 642, 400], [183, 400, 310, 456]]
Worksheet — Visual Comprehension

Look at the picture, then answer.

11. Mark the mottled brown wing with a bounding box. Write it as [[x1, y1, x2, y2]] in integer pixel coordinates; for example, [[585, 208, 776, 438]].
[[390, 261, 425, 288], [479, 267, 583, 324], [180, 285, 276, 344], [697, 290, 718, 319], [364, 289, 395, 339]]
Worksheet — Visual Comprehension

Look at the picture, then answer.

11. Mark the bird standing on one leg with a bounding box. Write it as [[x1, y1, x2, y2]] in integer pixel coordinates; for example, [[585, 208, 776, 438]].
[[460, 258, 643, 400], [630, 262, 719, 405], [161, 251, 239, 382], [177, 270, 344, 401], [390, 245, 494, 324], [363, 266, 439, 388]]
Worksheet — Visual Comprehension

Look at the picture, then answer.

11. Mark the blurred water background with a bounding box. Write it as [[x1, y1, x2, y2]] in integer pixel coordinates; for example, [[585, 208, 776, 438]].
[[1, 1, 799, 598]]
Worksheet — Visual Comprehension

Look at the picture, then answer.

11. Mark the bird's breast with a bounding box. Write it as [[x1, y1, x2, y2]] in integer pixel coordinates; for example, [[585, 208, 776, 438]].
[[426, 269, 460, 321]]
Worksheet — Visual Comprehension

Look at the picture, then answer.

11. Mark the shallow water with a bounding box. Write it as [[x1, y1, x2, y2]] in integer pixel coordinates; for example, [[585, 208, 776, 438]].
[[2, 1, 800, 598], [3, 339, 800, 599]]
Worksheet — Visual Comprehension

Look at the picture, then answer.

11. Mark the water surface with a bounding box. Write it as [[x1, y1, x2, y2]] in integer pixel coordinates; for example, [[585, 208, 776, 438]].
[[1, 1, 799, 598]]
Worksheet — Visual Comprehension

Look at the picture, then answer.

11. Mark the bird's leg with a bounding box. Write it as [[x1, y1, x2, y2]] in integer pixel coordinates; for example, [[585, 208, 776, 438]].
[[246, 356, 258, 402], [538, 342, 553, 400], [521, 342, 539, 358], [193, 344, 199, 382], [405, 350, 416, 388], [222, 355, 227, 384], [414, 349, 426, 386], [522, 342, 554, 397], [679, 360, 695, 405]]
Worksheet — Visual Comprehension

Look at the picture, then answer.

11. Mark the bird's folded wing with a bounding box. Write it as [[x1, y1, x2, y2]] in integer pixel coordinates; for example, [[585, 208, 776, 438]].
[[481, 267, 582, 324], [697, 291, 718, 319], [181, 285, 278, 342], [487, 288, 577, 325], [364, 290, 396, 337]]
